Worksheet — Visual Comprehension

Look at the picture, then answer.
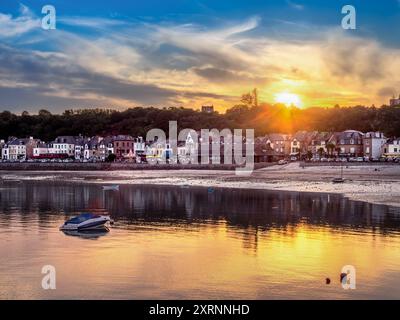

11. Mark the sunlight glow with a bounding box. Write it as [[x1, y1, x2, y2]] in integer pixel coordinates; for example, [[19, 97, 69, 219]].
[[274, 92, 302, 107]]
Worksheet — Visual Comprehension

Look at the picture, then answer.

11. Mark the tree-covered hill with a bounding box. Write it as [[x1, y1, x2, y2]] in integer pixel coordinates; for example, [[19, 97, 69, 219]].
[[1, 104, 399, 141]]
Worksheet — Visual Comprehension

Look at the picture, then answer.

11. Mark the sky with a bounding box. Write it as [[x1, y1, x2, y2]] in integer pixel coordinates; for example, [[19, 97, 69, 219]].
[[0, 0, 400, 113]]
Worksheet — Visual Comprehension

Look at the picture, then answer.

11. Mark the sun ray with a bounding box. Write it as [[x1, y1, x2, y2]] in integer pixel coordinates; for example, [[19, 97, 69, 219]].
[[274, 92, 302, 107]]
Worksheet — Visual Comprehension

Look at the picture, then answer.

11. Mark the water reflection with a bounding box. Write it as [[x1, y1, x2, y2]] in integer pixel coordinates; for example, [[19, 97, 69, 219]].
[[62, 228, 110, 240], [0, 181, 399, 235], [1, 180, 400, 299]]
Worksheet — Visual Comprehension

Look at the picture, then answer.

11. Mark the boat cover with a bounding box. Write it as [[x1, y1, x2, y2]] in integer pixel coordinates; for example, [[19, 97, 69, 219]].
[[65, 213, 100, 224]]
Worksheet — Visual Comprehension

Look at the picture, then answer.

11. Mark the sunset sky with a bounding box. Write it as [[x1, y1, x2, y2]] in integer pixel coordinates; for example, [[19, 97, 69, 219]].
[[1, 0, 400, 113]]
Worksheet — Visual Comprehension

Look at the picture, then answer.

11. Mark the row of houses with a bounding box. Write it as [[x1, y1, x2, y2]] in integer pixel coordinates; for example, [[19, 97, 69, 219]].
[[254, 130, 400, 162], [0, 135, 146, 162], [0, 130, 400, 162]]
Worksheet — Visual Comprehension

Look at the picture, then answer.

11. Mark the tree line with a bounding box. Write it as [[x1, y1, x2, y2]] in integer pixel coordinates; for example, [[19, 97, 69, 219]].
[[0, 103, 399, 141]]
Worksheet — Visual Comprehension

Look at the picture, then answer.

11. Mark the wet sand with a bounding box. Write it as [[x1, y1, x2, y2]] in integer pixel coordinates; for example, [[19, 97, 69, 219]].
[[1, 163, 400, 207]]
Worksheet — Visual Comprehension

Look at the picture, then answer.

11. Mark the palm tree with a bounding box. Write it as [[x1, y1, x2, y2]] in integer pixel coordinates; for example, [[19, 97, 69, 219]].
[[318, 147, 325, 158], [326, 143, 336, 157]]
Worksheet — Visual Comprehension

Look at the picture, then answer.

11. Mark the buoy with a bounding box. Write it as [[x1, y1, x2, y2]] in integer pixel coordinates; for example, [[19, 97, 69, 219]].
[[325, 278, 331, 285]]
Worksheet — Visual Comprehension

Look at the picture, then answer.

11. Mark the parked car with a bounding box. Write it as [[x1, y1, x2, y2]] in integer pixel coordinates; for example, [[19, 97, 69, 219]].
[[356, 157, 364, 162], [278, 160, 288, 165]]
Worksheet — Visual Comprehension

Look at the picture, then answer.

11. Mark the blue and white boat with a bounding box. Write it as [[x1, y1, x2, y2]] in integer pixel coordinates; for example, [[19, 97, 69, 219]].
[[60, 213, 112, 231]]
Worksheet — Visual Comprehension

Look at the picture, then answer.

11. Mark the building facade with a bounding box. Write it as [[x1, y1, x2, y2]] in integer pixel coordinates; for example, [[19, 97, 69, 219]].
[[363, 132, 386, 160]]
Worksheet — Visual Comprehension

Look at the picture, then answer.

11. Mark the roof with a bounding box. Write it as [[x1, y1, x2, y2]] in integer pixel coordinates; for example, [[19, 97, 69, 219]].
[[364, 132, 386, 139], [113, 135, 134, 141], [311, 132, 333, 143], [8, 138, 28, 146], [101, 136, 114, 145], [36, 142, 48, 148], [53, 136, 78, 144], [84, 136, 104, 149], [331, 130, 364, 144], [293, 131, 315, 141]]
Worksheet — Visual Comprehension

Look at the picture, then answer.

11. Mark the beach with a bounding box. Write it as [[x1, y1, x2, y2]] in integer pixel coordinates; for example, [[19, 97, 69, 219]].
[[1, 163, 400, 207]]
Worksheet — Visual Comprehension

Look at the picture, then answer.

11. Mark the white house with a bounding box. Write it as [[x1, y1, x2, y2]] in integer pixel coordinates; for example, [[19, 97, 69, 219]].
[[146, 139, 177, 163], [3, 138, 27, 160], [33, 143, 56, 158], [99, 136, 114, 160], [383, 139, 400, 157], [133, 137, 145, 155], [83, 136, 103, 160], [178, 132, 199, 164], [75, 144, 84, 160], [52, 136, 76, 157], [363, 132, 387, 160], [1, 146, 8, 160]]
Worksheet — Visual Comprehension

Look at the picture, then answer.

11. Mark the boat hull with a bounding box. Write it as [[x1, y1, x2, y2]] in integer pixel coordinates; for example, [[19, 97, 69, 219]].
[[60, 216, 111, 231]]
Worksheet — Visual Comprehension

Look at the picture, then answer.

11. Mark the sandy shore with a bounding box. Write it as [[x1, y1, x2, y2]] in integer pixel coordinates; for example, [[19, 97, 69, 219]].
[[1, 163, 400, 207]]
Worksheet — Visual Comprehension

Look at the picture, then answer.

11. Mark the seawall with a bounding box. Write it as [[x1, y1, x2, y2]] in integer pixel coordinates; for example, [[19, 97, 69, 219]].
[[0, 162, 272, 171]]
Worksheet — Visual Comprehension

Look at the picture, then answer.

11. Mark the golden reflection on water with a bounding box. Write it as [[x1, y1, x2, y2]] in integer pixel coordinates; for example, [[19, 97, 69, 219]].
[[0, 182, 400, 299], [1, 218, 400, 299]]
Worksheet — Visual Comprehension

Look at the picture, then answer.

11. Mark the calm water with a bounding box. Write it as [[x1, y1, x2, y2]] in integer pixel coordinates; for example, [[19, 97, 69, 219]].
[[1, 179, 400, 299]]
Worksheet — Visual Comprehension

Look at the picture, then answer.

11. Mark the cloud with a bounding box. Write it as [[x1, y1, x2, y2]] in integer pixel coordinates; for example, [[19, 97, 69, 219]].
[[58, 16, 129, 29], [192, 66, 272, 85], [0, 44, 236, 112], [0, 44, 175, 109], [0, 4, 39, 38], [286, 0, 304, 10], [377, 87, 396, 98], [0, 5, 399, 112]]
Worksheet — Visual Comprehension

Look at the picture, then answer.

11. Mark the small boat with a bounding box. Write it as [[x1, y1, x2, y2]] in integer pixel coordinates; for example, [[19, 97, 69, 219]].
[[60, 213, 113, 231], [103, 185, 119, 191], [332, 178, 345, 183], [332, 162, 345, 183]]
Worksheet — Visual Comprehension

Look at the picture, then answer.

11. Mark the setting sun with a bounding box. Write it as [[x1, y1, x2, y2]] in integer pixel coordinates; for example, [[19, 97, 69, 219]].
[[274, 92, 302, 107]]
